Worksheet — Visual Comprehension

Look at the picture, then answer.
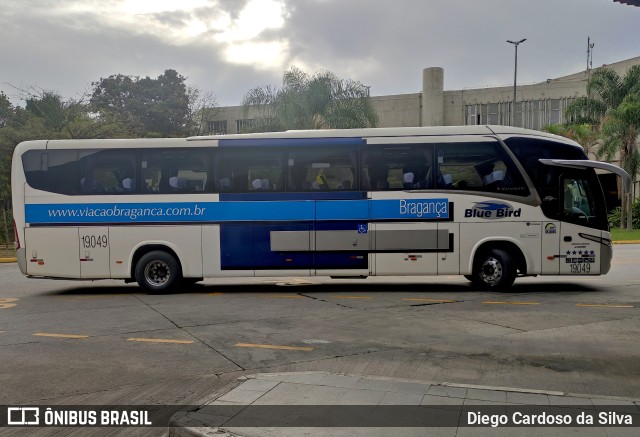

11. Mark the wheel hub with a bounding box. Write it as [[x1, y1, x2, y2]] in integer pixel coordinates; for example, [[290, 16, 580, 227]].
[[479, 257, 503, 286], [145, 260, 170, 286]]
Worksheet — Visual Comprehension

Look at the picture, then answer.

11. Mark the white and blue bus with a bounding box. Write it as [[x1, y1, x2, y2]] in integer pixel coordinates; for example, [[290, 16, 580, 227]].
[[11, 126, 630, 293]]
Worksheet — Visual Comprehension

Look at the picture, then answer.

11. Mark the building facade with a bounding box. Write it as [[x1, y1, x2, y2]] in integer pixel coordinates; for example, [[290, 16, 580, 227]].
[[206, 55, 640, 135]]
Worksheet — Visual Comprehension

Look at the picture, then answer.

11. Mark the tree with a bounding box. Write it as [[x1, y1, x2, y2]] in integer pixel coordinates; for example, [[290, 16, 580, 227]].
[[185, 87, 219, 136], [599, 93, 640, 230], [90, 69, 191, 137], [565, 66, 640, 125], [543, 123, 599, 156], [242, 67, 378, 132], [565, 65, 640, 230]]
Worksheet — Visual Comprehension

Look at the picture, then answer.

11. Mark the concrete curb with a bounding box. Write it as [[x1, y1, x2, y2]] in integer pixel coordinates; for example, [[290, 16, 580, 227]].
[[168, 372, 640, 437]]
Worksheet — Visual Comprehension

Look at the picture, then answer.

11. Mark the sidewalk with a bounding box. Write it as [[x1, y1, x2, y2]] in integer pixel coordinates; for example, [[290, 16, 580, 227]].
[[169, 372, 640, 437]]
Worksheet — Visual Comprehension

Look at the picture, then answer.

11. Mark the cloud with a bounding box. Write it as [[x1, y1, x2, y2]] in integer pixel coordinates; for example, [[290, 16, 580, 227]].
[[1, 0, 639, 107]]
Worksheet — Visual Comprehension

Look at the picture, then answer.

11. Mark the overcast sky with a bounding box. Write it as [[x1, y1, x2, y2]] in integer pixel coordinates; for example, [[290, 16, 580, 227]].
[[1, 0, 639, 107]]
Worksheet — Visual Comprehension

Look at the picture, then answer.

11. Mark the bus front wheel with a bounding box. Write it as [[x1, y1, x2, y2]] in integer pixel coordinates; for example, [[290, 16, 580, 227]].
[[135, 251, 181, 294], [471, 248, 516, 291]]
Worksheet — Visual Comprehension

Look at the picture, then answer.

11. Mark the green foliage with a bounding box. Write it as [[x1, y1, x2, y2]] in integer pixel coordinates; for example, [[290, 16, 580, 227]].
[[608, 197, 640, 229], [610, 227, 640, 241], [542, 123, 599, 155], [562, 65, 640, 230], [0, 70, 214, 206], [242, 67, 378, 132], [0, 209, 12, 244], [566, 65, 640, 125], [90, 69, 190, 137]]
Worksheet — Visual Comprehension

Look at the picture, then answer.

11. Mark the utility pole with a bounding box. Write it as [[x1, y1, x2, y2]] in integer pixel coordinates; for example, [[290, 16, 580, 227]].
[[587, 36, 594, 96], [507, 38, 526, 127]]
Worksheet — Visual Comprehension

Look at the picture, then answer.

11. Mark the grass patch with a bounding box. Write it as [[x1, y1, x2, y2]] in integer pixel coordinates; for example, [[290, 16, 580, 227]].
[[0, 243, 15, 258], [610, 227, 640, 242]]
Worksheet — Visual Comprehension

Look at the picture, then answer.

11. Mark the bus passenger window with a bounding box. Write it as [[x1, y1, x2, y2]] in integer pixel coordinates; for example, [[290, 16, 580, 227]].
[[288, 147, 357, 191], [23, 150, 79, 195], [79, 149, 136, 194], [435, 141, 528, 196], [141, 149, 209, 194], [363, 144, 433, 191], [216, 148, 284, 193]]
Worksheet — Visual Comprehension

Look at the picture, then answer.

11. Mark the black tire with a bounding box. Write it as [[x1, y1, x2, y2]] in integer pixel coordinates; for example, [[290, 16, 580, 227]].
[[181, 277, 202, 290], [463, 274, 484, 287], [471, 248, 516, 291], [135, 251, 181, 294]]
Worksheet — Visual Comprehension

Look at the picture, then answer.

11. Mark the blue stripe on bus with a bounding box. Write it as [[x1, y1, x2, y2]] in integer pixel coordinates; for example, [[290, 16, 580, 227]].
[[316, 200, 369, 221], [218, 137, 365, 147], [25, 198, 450, 224]]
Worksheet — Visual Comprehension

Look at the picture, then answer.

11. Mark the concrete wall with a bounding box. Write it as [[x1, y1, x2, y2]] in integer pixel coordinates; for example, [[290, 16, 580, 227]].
[[205, 56, 640, 133]]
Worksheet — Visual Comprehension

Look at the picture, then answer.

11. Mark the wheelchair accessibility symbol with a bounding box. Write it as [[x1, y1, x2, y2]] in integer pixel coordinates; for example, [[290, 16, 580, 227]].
[[358, 224, 368, 234]]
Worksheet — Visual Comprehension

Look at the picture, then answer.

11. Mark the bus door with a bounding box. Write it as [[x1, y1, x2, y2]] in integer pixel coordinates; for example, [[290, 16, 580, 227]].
[[539, 159, 630, 276], [559, 173, 602, 275]]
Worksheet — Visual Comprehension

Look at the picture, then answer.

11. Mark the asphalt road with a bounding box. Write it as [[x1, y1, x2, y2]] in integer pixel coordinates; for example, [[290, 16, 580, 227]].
[[1, 245, 639, 414]]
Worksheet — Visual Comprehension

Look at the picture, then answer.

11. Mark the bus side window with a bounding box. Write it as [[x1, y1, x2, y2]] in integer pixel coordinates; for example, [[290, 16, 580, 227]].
[[435, 141, 528, 195], [288, 147, 357, 191], [216, 148, 284, 193], [141, 150, 209, 194], [23, 150, 79, 195], [363, 145, 432, 191], [79, 149, 136, 194]]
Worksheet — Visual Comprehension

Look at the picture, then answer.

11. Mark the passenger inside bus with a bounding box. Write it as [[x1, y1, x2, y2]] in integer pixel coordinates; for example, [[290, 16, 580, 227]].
[[121, 177, 135, 192], [337, 179, 352, 190], [367, 160, 389, 189], [482, 170, 504, 190], [402, 172, 414, 189], [311, 173, 329, 190]]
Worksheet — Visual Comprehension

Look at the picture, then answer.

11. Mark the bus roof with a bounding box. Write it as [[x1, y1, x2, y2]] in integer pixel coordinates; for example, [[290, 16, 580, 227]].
[[13, 125, 582, 154], [188, 125, 582, 147]]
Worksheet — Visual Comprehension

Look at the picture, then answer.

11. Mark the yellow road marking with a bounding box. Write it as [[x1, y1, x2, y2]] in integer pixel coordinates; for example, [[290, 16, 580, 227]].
[[33, 333, 90, 339], [235, 343, 313, 351], [207, 292, 224, 296], [576, 304, 634, 308], [482, 301, 540, 306], [0, 297, 18, 309], [127, 338, 194, 344], [262, 295, 305, 299], [332, 296, 372, 299], [402, 298, 457, 303]]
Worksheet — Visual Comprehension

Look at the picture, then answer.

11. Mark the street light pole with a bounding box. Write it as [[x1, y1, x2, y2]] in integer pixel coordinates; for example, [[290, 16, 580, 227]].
[[507, 38, 526, 126]]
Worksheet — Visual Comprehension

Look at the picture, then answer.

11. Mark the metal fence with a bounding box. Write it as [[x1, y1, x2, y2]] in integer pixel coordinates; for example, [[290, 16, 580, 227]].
[[0, 209, 14, 258]]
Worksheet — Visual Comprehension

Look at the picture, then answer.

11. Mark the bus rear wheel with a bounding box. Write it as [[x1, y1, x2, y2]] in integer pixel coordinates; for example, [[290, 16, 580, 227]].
[[135, 251, 181, 294], [471, 248, 516, 291]]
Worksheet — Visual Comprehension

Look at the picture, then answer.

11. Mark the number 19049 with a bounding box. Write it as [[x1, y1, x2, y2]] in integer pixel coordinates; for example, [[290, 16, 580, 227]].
[[570, 263, 591, 274], [81, 235, 108, 249]]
